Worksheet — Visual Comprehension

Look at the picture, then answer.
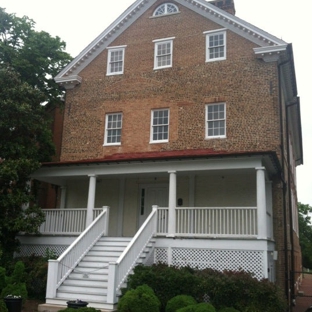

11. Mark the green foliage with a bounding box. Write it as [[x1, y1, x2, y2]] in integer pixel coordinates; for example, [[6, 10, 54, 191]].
[[0, 299, 8, 312], [194, 303, 216, 312], [15, 255, 49, 300], [165, 295, 197, 312], [118, 284, 161, 312], [218, 308, 240, 312], [0, 261, 28, 301], [123, 264, 287, 312], [0, 268, 5, 292], [125, 264, 204, 311], [177, 304, 216, 312], [298, 202, 312, 268], [0, 7, 72, 104]]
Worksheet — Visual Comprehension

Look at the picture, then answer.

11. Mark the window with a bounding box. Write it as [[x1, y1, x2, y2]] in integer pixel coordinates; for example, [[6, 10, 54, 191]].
[[104, 113, 122, 145], [151, 109, 169, 143], [107, 46, 126, 75], [153, 3, 179, 16], [153, 38, 174, 69], [204, 29, 226, 62], [206, 103, 226, 138]]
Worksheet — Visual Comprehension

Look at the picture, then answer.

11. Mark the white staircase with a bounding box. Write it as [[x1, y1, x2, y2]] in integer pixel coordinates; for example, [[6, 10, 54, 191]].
[[45, 236, 148, 311]]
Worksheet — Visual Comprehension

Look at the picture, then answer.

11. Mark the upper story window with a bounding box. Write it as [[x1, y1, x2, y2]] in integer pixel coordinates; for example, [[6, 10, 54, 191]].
[[107, 46, 126, 76], [204, 29, 226, 62], [206, 103, 226, 139], [153, 37, 175, 70], [153, 3, 179, 16], [104, 113, 123, 145], [150, 109, 169, 143]]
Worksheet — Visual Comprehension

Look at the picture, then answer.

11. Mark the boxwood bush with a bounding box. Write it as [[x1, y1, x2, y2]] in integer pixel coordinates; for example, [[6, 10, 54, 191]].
[[165, 295, 197, 312], [118, 284, 161, 312], [123, 264, 287, 312]]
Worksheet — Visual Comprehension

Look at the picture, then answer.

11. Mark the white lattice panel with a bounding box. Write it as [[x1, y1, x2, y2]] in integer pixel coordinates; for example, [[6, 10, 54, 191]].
[[16, 244, 67, 257], [155, 248, 168, 264], [155, 247, 264, 279]]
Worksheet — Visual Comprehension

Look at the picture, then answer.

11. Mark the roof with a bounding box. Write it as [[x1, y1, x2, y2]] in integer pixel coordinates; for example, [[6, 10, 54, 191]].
[[54, 0, 288, 89]]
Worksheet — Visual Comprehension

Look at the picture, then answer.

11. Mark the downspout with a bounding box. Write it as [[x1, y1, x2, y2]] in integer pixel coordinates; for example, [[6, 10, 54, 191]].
[[277, 58, 289, 304], [286, 100, 299, 307]]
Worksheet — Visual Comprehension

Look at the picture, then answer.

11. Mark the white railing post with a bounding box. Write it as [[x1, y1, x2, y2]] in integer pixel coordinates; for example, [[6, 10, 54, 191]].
[[152, 205, 158, 233], [103, 206, 110, 236], [167, 171, 177, 237], [107, 262, 118, 304], [46, 260, 59, 298], [256, 167, 267, 239]]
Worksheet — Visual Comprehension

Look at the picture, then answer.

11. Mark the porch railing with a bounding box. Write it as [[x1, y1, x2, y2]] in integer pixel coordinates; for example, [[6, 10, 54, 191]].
[[157, 207, 258, 236], [106, 206, 157, 304], [46, 207, 110, 299], [39, 208, 103, 234]]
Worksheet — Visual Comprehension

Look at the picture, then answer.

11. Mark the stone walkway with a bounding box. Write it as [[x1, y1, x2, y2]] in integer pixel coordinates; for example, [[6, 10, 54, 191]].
[[294, 273, 312, 312]]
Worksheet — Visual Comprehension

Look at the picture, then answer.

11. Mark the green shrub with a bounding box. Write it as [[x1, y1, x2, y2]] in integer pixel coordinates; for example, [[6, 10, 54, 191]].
[[124, 264, 204, 311], [0, 268, 6, 293], [177, 305, 197, 312], [17, 255, 49, 300], [194, 303, 216, 312], [0, 299, 8, 312], [166, 295, 197, 312], [118, 284, 161, 312], [0, 261, 28, 302], [123, 264, 286, 312], [218, 308, 240, 312]]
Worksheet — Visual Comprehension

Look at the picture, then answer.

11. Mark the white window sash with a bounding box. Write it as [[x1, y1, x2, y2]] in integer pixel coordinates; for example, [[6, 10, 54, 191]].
[[104, 113, 123, 146], [204, 29, 226, 62], [150, 109, 170, 143], [106, 46, 126, 75], [153, 38, 175, 70], [205, 103, 226, 139]]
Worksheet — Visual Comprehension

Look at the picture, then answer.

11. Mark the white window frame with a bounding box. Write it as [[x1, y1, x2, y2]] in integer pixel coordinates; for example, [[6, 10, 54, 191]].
[[205, 103, 226, 139], [106, 45, 126, 76], [153, 37, 175, 70], [150, 109, 170, 143], [204, 29, 226, 62], [153, 3, 179, 16], [104, 113, 123, 146]]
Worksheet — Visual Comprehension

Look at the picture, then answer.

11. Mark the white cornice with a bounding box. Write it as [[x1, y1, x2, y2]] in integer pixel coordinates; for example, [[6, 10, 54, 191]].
[[54, 0, 288, 86], [254, 44, 288, 62]]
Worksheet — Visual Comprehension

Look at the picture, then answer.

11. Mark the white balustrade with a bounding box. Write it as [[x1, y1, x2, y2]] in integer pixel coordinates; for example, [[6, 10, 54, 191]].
[[107, 206, 157, 304], [46, 207, 110, 299], [39, 208, 103, 234], [156, 207, 258, 237]]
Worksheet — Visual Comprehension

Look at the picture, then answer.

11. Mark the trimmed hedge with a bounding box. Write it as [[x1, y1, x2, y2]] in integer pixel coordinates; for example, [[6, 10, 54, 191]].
[[123, 264, 287, 312], [118, 284, 161, 312], [166, 295, 197, 312]]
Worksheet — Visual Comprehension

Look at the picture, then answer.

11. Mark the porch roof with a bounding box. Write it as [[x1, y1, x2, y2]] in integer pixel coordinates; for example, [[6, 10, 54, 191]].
[[31, 150, 281, 185]]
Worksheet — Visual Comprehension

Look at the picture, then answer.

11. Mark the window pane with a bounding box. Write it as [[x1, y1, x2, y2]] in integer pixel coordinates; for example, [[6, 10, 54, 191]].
[[206, 104, 225, 137], [152, 110, 169, 141]]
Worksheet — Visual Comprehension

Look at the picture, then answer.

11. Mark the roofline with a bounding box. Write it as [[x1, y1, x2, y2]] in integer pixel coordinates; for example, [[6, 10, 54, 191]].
[[41, 149, 281, 171], [54, 0, 288, 87]]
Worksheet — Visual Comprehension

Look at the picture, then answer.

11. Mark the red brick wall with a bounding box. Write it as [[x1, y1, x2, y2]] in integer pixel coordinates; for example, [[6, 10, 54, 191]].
[[60, 2, 281, 162]]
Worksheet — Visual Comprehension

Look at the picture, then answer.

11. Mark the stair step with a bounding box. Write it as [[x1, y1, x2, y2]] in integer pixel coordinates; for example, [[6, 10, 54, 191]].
[[90, 245, 126, 252], [63, 278, 108, 288], [69, 272, 107, 280], [58, 285, 107, 294], [57, 291, 107, 303]]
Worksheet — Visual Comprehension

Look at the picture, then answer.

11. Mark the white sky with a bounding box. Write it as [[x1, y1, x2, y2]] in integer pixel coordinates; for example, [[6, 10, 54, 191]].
[[1, 0, 311, 206]]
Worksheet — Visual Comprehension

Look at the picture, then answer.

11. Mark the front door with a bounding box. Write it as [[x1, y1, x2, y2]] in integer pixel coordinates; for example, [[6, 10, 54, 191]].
[[139, 185, 169, 227]]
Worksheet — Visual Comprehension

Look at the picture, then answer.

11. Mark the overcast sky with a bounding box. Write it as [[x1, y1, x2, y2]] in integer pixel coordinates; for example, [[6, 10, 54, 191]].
[[1, 0, 311, 206]]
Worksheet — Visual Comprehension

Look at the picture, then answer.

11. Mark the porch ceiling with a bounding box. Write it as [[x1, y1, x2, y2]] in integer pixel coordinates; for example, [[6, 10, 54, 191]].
[[31, 154, 279, 186]]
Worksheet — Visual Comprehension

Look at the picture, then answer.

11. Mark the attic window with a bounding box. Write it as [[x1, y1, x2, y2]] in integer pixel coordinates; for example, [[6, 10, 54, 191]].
[[153, 3, 179, 16]]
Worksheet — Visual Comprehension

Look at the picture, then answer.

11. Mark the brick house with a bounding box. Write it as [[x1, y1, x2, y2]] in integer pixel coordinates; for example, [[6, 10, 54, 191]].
[[30, 0, 303, 310]]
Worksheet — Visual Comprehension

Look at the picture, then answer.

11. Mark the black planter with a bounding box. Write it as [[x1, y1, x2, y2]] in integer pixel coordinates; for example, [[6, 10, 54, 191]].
[[4, 297, 22, 312], [66, 300, 88, 309]]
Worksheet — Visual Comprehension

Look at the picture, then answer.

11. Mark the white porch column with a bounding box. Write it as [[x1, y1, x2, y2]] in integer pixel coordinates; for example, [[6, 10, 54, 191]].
[[117, 178, 125, 236], [167, 171, 177, 237], [86, 174, 97, 227], [256, 167, 267, 239], [60, 186, 67, 209]]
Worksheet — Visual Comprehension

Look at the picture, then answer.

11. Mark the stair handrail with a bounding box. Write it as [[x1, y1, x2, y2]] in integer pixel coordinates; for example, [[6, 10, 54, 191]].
[[46, 206, 110, 299], [107, 205, 158, 304]]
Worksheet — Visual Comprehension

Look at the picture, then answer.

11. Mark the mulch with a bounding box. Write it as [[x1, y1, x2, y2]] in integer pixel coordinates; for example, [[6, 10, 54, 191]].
[[22, 299, 44, 312]]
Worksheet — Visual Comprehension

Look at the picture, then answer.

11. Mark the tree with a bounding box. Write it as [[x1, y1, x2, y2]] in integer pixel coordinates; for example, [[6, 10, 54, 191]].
[[0, 7, 72, 104], [0, 8, 72, 264], [298, 202, 312, 269]]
